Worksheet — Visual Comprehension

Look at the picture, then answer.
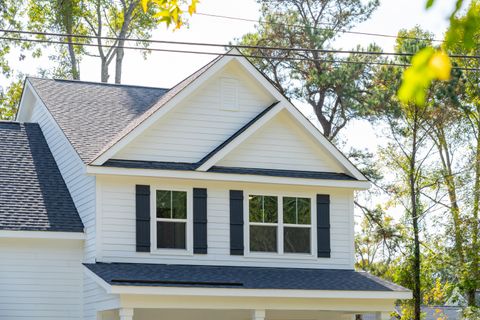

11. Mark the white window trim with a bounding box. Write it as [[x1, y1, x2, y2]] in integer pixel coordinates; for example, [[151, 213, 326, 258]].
[[244, 191, 317, 259], [150, 186, 193, 256]]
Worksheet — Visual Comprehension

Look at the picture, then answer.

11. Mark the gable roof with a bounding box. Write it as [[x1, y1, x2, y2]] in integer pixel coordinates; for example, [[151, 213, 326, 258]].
[[26, 78, 168, 163], [0, 121, 83, 232]]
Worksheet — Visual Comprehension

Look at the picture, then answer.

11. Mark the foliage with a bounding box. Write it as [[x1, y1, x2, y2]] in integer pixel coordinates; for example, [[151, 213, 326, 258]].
[[398, 0, 480, 105], [0, 79, 23, 120], [141, 0, 199, 28], [237, 0, 381, 140]]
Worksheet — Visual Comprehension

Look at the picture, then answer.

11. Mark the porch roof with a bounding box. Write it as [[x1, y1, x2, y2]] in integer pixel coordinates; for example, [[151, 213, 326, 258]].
[[84, 262, 408, 292]]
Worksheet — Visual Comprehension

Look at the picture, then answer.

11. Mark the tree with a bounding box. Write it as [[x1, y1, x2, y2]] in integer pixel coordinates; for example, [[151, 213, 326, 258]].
[[237, 0, 380, 141], [398, 0, 480, 105], [0, 79, 23, 120]]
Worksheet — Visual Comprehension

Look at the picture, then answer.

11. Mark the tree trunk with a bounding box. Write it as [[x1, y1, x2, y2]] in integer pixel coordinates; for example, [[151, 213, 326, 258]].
[[67, 35, 80, 80], [410, 111, 421, 320], [114, 1, 137, 84], [101, 58, 109, 82], [468, 116, 480, 307]]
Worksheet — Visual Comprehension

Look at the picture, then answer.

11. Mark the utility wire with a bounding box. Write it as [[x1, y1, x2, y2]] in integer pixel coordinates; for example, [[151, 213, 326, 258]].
[[196, 12, 445, 43], [1, 35, 480, 72], [1, 28, 479, 60]]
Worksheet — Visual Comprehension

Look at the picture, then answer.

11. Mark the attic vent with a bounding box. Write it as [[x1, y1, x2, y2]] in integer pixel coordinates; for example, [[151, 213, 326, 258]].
[[220, 78, 239, 111]]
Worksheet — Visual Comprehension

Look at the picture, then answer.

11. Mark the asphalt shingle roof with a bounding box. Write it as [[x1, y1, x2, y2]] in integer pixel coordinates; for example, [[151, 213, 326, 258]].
[[27, 78, 169, 163], [84, 262, 409, 291], [101, 159, 357, 181], [0, 122, 83, 232]]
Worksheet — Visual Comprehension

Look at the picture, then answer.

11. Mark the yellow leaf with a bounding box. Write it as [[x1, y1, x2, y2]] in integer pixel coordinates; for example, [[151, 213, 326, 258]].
[[428, 51, 452, 80], [140, 0, 149, 12]]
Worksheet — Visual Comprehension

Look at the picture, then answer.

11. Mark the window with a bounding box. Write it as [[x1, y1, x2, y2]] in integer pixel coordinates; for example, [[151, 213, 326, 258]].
[[156, 190, 187, 249], [283, 197, 311, 253], [247, 194, 312, 255], [249, 195, 278, 252]]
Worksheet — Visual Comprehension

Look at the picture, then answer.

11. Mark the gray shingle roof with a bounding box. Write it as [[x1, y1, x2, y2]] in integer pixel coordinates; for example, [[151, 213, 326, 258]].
[[27, 78, 168, 163], [84, 262, 409, 291], [0, 122, 83, 232], [100, 159, 356, 181]]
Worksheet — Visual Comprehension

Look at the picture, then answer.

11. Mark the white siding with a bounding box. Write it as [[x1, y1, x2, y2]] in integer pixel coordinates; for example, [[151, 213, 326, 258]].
[[0, 238, 83, 320], [218, 112, 343, 172], [113, 63, 275, 163], [28, 99, 96, 262], [97, 176, 355, 269], [83, 273, 119, 320]]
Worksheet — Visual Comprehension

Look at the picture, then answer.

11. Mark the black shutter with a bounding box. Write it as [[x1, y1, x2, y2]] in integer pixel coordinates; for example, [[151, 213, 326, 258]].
[[230, 190, 244, 255], [193, 188, 208, 254], [317, 194, 331, 258], [136, 185, 151, 252]]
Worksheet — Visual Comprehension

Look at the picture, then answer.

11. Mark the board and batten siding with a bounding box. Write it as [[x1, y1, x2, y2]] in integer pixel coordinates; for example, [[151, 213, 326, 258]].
[[0, 238, 83, 319], [113, 63, 275, 163], [96, 176, 355, 269], [27, 98, 96, 262], [218, 111, 343, 172]]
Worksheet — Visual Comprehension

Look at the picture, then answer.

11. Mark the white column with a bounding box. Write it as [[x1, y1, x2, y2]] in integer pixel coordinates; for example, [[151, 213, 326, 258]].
[[251, 309, 266, 320], [374, 312, 391, 320], [119, 308, 134, 320]]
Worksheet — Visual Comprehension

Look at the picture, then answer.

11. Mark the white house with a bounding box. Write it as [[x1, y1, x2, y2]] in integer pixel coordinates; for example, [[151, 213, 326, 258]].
[[0, 50, 411, 320]]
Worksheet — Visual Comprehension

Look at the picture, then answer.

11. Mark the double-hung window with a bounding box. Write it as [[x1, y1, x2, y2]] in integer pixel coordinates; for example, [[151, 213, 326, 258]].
[[248, 194, 312, 255], [248, 195, 278, 252], [283, 197, 311, 253], [155, 190, 187, 249]]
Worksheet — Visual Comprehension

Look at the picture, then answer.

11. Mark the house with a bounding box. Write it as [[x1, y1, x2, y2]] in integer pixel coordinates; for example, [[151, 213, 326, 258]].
[[0, 49, 411, 320]]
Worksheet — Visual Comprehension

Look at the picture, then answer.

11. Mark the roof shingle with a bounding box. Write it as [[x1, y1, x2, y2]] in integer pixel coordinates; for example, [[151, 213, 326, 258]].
[[27, 78, 168, 163], [0, 122, 83, 232], [84, 262, 409, 291]]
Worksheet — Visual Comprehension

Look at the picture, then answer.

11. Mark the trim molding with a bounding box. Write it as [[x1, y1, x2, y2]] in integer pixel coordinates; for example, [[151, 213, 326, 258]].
[[86, 165, 371, 189], [0, 230, 85, 240]]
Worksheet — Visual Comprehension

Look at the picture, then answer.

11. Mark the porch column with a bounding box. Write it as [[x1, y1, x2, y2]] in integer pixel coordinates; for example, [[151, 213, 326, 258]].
[[374, 312, 390, 320], [119, 308, 134, 320], [251, 309, 266, 320]]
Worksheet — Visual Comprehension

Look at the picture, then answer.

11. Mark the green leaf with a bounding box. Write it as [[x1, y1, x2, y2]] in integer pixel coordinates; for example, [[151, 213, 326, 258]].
[[425, 0, 435, 9]]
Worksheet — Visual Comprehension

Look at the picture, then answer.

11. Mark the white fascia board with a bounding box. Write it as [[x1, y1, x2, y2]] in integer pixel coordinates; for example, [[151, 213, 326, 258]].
[[0, 230, 85, 240], [90, 54, 237, 166], [111, 285, 412, 300], [196, 102, 285, 171], [282, 103, 368, 181], [86, 165, 371, 190]]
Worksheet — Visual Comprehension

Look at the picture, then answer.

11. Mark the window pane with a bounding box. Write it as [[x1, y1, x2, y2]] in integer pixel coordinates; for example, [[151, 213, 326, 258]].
[[284, 227, 310, 253], [156, 190, 171, 218], [263, 196, 278, 223], [249, 195, 263, 222], [157, 221, 186, 249], [172, 191, 187, 219], [283, 197, 296, 224], [250, 225, 277, 252], [297, 198, 311, 224]]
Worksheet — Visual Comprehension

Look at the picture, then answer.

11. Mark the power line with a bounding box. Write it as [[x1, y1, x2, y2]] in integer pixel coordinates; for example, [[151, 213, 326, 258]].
[[1, 28, 479, 60], [196, 12, 445, 43], [1, 34, 480, 72]]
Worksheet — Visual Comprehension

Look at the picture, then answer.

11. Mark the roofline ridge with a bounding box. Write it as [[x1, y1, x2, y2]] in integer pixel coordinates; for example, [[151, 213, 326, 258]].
[[26, 76, 170, 91]]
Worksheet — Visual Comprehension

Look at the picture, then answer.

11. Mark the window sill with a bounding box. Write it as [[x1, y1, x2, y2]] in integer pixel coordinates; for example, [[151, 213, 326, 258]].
[[244, 252, 317, 260], [150, 248, 194, 256]]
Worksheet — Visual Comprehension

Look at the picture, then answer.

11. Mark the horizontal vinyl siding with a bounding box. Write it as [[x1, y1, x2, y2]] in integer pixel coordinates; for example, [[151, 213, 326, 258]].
[[0, 238, 83, 320], [29, 101, 96, 262], [98, 176, 354, 269], [218, 112, 343, 172], [113, 63, 275, 163], [83, 273, 119, 320]]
